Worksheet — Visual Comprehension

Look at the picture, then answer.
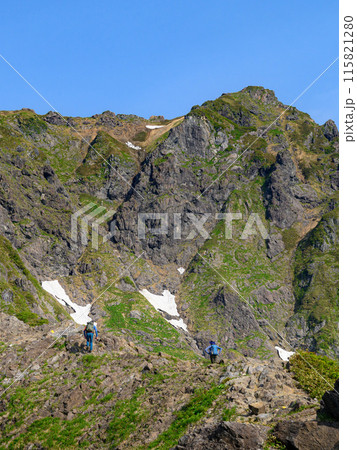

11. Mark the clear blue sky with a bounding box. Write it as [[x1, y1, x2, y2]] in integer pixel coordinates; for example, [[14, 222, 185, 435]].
[[0, 1, 338, 125]]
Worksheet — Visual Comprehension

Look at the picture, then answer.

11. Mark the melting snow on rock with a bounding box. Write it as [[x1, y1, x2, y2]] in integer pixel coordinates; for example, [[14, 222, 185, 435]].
[[42, 280, 91, 325], [177, 267, 185, 274], [139, 289, 188, 331], [275, 346, 295, 361], [146, 125, 164, 129], [126, 141, 141, 150]]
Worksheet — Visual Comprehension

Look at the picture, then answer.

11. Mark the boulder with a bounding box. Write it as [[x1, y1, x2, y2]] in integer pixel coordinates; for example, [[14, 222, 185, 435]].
[[249, 401, 265, 415], [274, 420, 338, 450], [321, 379, 339, 421]]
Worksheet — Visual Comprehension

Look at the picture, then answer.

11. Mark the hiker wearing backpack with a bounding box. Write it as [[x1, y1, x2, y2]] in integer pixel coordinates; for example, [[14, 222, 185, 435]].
[[205, 341, 222, 363], [84, 321, 98, 353]]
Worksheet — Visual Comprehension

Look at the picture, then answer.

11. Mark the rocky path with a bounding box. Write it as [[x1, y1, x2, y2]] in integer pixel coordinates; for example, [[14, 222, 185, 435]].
[[0, 314, 338, 449]]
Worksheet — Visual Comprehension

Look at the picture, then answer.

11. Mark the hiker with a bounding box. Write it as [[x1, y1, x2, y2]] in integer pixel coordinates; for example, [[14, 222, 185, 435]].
[[205, 341, 222, 363], [84, 321, 98, 353]]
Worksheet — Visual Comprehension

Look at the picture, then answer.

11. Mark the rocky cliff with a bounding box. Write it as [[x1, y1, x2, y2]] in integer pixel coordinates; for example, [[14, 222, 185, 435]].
[[0, 87, 339, 356], [0, 87, 339, 448]]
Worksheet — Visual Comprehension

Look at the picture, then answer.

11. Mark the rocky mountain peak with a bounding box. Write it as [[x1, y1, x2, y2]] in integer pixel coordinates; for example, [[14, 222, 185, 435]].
[[240, 85, 279, 105], [0, 88, 339, 448]]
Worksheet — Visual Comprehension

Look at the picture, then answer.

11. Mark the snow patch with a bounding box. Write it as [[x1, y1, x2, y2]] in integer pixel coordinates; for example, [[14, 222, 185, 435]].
[[275, 346, 295, 361], [169, 318, 188, 331], [146, 125, 164, 129], [126, 141, 141, 150], [42, 280, 91, 325], [139, 289, 188, 331], [139, 289, 178, 316], [177, 267, 185, 275]]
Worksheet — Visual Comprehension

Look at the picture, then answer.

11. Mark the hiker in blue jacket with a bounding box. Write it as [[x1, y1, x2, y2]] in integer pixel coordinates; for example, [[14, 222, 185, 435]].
[[205, 341, 222, 363], [84, 321, 98, 353]]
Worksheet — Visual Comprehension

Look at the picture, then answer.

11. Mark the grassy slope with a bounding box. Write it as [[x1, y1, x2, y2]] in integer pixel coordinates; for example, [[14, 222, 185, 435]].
[[104, 289, 198, 360], [292, 207, 339, 354]]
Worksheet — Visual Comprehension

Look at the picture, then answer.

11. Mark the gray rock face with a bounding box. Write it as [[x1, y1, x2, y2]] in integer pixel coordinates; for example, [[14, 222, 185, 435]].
[[285, 205, 339, 356], [285, 108, 299, 120], [251, 286, 274, 305], [166, 115, 215, 160], [266, 233, 285, 259], [112, 116, 230, 267], [0, 204, 15, 241], [271, 132, 289, 152], [264, 150, 306, 228], [212, 288, 261, 338], [106, 155, 138, 202], [207, 287, 277, 355], [77, 133, 138, 203], [0, 152, 81, 278]]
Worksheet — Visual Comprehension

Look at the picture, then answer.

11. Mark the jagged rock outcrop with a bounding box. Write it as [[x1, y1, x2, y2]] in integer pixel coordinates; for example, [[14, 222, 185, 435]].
[[264, 150, 319, 229]]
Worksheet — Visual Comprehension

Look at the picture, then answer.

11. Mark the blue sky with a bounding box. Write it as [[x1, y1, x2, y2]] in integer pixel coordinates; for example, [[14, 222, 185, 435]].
[[0, 1, 338, 125]]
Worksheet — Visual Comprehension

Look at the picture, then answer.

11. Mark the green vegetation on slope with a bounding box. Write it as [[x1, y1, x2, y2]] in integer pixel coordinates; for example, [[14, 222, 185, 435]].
[[147, 384, 225, 449], [107, 386, 149, 446], [105, 289, 198, 360], [292, 206, 339, 354], [0, 236, 67, 325], [289, 350, 338, 400]]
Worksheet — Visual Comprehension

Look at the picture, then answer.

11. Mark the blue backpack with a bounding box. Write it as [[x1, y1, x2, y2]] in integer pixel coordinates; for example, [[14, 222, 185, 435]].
[[211, 344, 218, 355]]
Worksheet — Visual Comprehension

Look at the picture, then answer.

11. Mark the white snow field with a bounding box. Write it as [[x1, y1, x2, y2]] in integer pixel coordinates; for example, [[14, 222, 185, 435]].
[[275, 346, 295, 361], [139, 289, 188, 331], [146, 125, 164, 129], [42, 280, 91, 325], [177, 267, 185, 274], [126, 141, 141, 150]]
